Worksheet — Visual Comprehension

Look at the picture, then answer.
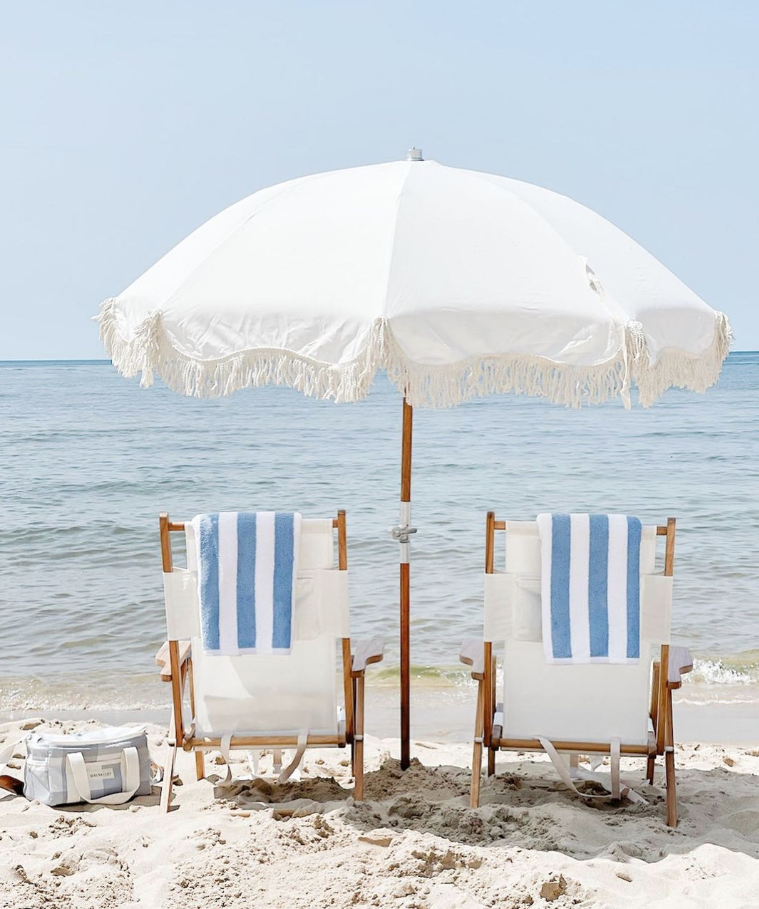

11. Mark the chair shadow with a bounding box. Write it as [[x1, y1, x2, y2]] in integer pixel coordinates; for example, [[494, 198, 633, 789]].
[[55, 789, 163, 813], [212, 756, 759, 863]]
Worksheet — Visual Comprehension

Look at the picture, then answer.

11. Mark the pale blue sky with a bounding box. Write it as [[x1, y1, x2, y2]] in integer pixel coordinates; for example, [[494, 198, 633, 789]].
[[1, 0, 757, 358]]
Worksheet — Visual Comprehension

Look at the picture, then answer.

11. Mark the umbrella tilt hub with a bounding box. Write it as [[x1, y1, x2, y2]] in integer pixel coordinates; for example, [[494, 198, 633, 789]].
[[389, 523, 418, 544]]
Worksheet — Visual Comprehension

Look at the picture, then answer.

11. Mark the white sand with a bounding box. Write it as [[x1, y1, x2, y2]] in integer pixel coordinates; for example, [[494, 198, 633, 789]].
[[1, 719, 758, 908]]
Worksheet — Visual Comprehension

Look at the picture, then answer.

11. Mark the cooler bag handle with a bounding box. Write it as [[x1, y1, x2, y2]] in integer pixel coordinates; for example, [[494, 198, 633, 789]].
[[67, 746, 141, 805]]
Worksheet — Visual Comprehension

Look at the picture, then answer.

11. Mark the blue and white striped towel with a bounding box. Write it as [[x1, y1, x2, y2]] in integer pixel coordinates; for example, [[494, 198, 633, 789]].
[[192, 512, 301, 656], [536, 514, 642, 664]]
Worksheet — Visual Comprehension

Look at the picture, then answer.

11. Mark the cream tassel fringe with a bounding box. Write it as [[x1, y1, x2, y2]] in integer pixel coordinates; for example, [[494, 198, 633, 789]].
[[97, 299, 731, 409], [633, 312, 732, 408], [96, 299, 383, 403]]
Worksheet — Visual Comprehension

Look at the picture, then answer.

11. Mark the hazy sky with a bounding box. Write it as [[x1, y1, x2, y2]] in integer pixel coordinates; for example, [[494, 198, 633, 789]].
[[1, 0, 757, 359]]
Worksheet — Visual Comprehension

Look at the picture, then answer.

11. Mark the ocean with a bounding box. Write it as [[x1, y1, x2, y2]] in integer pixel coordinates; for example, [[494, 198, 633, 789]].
[[1, 356, 758, 738]]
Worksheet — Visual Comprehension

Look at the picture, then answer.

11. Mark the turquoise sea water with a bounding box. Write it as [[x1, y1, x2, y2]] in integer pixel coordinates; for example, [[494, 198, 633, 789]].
[[1, 356, 758, 722]]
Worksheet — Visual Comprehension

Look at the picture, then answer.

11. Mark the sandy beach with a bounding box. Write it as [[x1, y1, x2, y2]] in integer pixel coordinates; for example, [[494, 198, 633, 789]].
[[2, 4, 756, 906], [2, 719, 758, 909]]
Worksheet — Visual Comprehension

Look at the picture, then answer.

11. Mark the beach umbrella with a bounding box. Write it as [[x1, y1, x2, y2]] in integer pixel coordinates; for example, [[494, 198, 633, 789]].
[[97, 149, 730, 768]]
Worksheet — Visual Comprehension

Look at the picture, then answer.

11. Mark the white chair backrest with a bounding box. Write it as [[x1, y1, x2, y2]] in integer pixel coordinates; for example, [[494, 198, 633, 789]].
[[484, 521, 672, 648], [162, 518, 349, 737]]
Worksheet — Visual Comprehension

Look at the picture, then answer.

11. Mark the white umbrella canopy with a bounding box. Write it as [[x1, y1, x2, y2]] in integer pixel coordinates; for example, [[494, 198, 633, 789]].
[[99, 155, 729, 409], [98, 152, 730, 769]]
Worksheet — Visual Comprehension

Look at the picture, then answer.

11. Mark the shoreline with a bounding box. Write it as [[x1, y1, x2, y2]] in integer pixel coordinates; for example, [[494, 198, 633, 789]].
[[2, 686, 758, 748]]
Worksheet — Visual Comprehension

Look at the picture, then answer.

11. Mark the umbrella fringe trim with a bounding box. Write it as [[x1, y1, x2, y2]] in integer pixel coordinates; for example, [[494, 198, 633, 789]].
[[97, 299, 731, 408], [632, 312, 732, 407], [383, 315, 731, 409], [96, 299, 382, 402], [385, 333, 626, 409]]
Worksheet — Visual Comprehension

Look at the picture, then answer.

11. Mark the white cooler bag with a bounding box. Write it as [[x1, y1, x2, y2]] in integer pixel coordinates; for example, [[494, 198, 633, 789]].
[[6, 725, 152, 807]]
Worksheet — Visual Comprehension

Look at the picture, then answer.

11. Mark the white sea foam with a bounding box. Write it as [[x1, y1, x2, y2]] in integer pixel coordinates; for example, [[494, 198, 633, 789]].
[[686, 658, 758, 687]]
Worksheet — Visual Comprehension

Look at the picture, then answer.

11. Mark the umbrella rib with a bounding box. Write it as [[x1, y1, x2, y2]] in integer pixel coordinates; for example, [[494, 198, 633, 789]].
[[379, 162, 416, 322]]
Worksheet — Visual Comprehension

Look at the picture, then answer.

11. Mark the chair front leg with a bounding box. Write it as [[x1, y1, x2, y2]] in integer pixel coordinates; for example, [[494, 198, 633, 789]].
[[349, 638, 383, 802], [470, 677, 485, 808], [353, 674, 365, 801], [187, 657, 204, 781], [350, 676, 358, 777], [663, 647, 692, 827], [647, 660, 661, 784], [160, 707, 178, 814], [665, 684, 678, 827]]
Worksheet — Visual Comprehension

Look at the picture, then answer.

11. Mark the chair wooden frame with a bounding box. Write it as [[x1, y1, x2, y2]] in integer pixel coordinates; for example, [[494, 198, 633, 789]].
[[156, 509, 383, 812], [461, 513, 693, 827]]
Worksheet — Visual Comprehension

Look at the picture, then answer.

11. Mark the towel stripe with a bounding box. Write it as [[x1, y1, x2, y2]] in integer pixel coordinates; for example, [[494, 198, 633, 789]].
[[236, 513, 257, 649], [198, 514, 220, 652], [272, 512, 295, 651], [606, 515, 629, 661], [568, 514, 591, 660], [549, 514, 572, 659], [254, 512, 276, 654], [626, 516, 642, 659], [217, 513, 239, 653], [538, 512, 643, 664], [195, 511, 299, 655], [587, 514, 610, 658]]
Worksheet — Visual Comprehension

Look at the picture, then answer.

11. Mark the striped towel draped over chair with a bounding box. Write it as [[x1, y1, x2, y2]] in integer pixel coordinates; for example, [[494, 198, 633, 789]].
[[537, 513, 642, 664], [192, 511, 302, 656]]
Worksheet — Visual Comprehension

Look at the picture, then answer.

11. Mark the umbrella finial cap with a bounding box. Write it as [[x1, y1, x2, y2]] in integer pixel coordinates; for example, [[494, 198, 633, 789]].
[[405, 147, 424, 162]]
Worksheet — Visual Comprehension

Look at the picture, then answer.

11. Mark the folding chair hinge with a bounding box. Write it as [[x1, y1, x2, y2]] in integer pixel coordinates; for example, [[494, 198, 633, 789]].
[[353, 734, 364, 742], [664, 745, 675, 754], [474, 736, 484, 745]]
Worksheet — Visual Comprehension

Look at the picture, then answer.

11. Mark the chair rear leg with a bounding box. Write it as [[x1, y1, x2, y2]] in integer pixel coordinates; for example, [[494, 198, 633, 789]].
[[470, 680, 484, 808], [646, 754, 656, 785], [195, 751, 205, 781]]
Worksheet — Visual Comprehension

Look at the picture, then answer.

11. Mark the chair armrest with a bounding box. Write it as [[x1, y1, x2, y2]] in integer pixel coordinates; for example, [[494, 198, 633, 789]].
[[352, 638, 385, 675], [667, 646, 693, 689], [459, 639, 485, 679], [155, 641, 191, 682]]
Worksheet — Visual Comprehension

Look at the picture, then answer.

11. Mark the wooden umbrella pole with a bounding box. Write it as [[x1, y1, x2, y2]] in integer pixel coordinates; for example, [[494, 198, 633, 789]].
[[399, 398, 414, 770]]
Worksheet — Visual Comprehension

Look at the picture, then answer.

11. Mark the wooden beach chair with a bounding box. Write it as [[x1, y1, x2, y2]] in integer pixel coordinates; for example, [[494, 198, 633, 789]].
[[461, 514, 692, 827], [156, 510, 383, 811]]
